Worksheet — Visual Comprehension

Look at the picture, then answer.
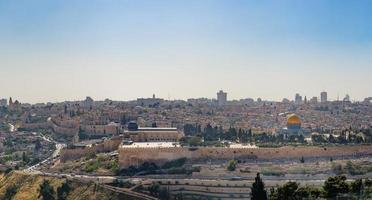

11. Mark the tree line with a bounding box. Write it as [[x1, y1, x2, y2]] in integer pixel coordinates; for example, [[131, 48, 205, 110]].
[[251, 173, 372, 200]]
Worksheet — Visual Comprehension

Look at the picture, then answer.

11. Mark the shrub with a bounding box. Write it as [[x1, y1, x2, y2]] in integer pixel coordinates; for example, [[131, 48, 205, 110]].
[[227, 160, 237, 171], [162, 158, 187, 169], [4, 185, 18, 200]]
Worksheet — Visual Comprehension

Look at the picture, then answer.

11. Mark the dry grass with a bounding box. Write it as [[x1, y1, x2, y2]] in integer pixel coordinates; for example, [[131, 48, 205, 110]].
[[0, 172, 123, 200]]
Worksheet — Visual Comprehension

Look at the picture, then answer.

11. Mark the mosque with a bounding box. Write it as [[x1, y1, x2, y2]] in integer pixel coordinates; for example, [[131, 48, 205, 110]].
[[280, 113, 304, 137], [287, 114, 302, 130]]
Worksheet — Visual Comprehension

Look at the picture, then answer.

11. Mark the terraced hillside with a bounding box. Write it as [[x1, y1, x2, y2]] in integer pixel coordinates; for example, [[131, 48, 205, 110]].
[[0, 172, 132, 200]]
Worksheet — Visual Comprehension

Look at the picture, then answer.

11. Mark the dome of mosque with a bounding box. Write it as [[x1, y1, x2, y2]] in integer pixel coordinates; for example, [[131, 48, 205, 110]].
[[287, 114, 301, 129]]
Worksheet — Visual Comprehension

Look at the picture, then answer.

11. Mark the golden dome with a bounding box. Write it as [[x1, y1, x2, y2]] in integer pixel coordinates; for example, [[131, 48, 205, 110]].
[[287, 114, 301, 126]]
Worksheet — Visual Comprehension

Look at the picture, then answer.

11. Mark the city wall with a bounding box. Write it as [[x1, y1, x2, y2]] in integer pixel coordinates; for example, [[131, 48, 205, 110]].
[[19, 120, 78, 136], [118, 145, 372, 168], [20, 122, 50, 130], [60, 136, 123, 162]]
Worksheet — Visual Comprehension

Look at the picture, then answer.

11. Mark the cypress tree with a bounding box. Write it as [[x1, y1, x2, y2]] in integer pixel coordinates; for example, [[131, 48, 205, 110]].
[[251, 173, 267, 200]]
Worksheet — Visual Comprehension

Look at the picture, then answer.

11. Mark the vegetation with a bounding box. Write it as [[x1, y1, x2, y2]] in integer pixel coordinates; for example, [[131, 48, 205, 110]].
[[0, 122, 10, 132], [350, 178, 363, 194], [323, 175, 349, 198], [148, 183, 160, 196], [162, 157, 187, 169], [251, 173, 267, 200], [4, 185, 18, 200], [227, 160, 237, 171], [268, 176, 372, 199], [0, 172, 126, 200], [118, 158, 199, 176], [111, 179, 135, 188], [118, 162, 159, 176], [39, 180, 55, 200], [83, 154, 119, 174], [261, 166, 285, 176], [147, 183, 170, 199], [57, 181, 71, 200], [270, 182, 322, 200], [332, 161, 371, 175], [183, 136, 202, 147], [0, 131, 54, 169], [286, 167, 314, 175], [183, 123, 372, 146], [240, 167, 251, 173]]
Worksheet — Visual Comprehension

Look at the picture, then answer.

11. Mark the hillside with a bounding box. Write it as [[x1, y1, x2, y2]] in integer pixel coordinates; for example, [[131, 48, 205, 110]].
[[0, 172, 129, 200]]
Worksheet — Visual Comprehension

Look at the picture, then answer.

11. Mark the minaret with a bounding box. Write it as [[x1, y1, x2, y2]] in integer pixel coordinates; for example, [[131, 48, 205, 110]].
[[9, 97, 13, 110]]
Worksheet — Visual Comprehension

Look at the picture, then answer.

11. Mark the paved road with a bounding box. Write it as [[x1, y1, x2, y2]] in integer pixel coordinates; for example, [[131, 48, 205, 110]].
[[23, 132, 65, 173]]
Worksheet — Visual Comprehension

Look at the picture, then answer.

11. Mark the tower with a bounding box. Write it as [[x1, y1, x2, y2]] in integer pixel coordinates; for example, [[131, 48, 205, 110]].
[[8, 97, 13, 110], [320, 91, 327, 103], [217, 90, 227, 106], [295, 93, 302, 104]]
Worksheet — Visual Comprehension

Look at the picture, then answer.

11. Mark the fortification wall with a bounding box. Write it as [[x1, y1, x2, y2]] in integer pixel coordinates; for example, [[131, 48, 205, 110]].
[[20, 122, 50, 130], [118, 145, 372, 168], [19, 120, 78, 137], [81, 124, 120, 135], [52, 124, 79, 136], [60, 136, 123, 162]]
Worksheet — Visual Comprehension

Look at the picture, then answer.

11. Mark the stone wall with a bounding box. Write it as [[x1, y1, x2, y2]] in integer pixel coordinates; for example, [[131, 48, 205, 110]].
[[81, 124, 120, 136], [118, 145, 372, 168], [20, 122, 50, 130], [60, 136, 123, 162], [19, 119, 78, 136], [128, 131, 182, 142]]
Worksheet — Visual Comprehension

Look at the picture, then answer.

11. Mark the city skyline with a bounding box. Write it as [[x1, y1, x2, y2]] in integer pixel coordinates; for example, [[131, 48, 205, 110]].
[[1, 0, 372, 103], [0, 90, 363, 104], [1, 1, 371, 198]]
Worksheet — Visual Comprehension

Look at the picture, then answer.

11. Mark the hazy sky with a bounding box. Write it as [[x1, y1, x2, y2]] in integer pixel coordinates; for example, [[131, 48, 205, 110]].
[[1, 0, 372, 103]]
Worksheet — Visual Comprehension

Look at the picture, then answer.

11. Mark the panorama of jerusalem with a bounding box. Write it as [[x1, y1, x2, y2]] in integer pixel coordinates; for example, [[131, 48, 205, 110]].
[[1, 1, 372, 200]]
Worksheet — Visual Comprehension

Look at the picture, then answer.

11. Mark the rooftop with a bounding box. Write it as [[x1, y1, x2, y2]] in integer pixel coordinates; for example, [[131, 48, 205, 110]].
[[121, 142, 180, 148], [130, 127, 178, 132]]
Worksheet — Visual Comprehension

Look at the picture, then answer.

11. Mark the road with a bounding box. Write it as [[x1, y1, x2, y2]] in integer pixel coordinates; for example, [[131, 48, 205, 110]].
[[23, 132, 65, 173]]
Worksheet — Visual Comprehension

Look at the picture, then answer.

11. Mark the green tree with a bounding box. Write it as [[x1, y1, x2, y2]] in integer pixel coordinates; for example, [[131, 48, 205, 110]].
[[270, 183, 321, 200], [323, 175, 349, 198], [227, 160, 237, 171], [278, 182, 298, 200], [39, 180, 55, 200], [188, 136, 202, 147], [22, 152, 29, 164], [35, 139, 42, 151], [183, 124, 197, 136], [57, 181, 71, 200], [350, 179, 363, 194], [365, 178, 372, 187], [251, 173, 267, 200], [4, 185, 18, 200], [148, 183, 160, 197]]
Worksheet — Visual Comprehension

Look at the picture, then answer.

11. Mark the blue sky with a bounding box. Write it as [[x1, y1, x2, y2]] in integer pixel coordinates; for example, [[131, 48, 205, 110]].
[[0, 0, 372, 103]]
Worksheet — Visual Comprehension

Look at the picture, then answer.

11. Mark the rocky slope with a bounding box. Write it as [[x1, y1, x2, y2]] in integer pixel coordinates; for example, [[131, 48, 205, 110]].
[[0, 172, 128, 200]]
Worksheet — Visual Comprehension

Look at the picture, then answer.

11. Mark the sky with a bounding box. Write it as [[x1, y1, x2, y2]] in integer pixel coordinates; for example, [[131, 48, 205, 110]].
[[0, 0, 372, 103]]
